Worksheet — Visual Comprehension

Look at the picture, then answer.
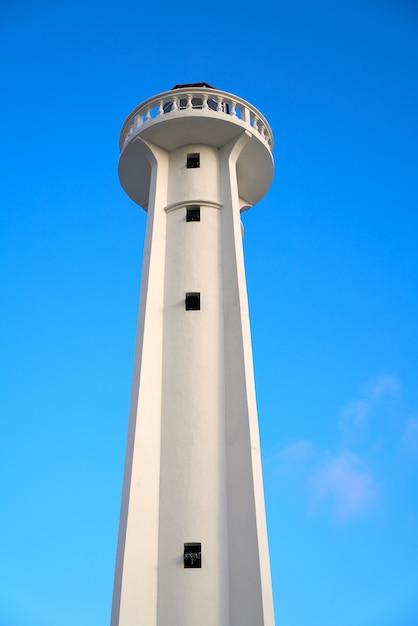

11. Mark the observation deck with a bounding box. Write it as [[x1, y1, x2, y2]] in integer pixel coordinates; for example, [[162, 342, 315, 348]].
[[118, 85, 274, 210]]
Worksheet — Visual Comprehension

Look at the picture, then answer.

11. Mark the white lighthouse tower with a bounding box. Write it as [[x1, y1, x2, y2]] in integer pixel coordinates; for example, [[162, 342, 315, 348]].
[[111, 83, 275, 626]]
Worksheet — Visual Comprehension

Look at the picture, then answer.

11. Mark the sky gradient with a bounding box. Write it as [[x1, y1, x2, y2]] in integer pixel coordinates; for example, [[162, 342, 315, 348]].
[[1, 1, 418, 625]]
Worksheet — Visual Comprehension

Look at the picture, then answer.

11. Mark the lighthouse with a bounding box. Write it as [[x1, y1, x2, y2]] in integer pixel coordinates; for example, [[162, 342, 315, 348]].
[[111, 83, 275, 626]]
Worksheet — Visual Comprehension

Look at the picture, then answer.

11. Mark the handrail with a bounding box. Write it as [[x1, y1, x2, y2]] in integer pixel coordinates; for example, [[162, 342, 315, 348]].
[[119, 87, 273, 152]]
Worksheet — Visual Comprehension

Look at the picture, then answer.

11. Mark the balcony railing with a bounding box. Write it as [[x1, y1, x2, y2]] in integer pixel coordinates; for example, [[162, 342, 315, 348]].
[[119, 87, 273, 152]]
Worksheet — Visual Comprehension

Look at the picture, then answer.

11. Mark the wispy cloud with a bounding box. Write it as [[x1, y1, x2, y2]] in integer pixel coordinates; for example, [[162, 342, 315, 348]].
[[276, 373, 416, 522], [365, 374, 401, 401], [278, 441, 378, 521], [339, 373, 401, 433], [309, 452, 378, 521], [280, 440, 315, 464], [402, 418, 418, 452], [340, 398, 372, 427]]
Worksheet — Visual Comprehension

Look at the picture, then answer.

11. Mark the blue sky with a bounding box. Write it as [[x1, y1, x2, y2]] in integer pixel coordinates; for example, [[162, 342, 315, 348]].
[[1, 1, 418, 625]]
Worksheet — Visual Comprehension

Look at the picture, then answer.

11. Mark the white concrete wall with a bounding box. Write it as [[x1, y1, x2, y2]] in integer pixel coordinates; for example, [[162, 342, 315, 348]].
[[220, 134, 275, 626], [158, 198, 228, 625], [167, 144, 221, 207], [156, 143, 231, 624], [112, 132, 274, 626], [111, 142, 168, 626]]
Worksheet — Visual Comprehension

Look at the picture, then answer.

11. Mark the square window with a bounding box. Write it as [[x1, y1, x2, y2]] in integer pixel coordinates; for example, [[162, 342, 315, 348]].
[[187, 153, 200, 168], [184, 543, 201, 568], [185, 292, 200, 310], [186, 206, 200, 222]]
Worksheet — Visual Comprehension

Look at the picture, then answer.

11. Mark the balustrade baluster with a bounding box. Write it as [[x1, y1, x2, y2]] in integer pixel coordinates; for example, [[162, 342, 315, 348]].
[[230, 101, 236, 117], [146, 107, 151, 121], [186, 94, 193, 109], [216, 96, 222, 112], [202, 94, 208, 110], [158, 101, 164, 116]]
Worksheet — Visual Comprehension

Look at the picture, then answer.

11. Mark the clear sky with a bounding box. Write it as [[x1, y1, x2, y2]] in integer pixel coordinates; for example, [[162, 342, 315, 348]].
[[1, 1, 418, 625]]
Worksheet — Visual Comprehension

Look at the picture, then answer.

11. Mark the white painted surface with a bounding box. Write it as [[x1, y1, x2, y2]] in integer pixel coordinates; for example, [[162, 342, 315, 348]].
[[112, 87, 275, 626]]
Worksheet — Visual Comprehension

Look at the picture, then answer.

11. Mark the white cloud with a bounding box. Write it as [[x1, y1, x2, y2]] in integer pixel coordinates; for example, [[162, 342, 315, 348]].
[[309, 452, 378, 521], [276, 374, 405, 522], [365, 374, 401, 401], [278, 442, 378, 521], [340, 398, 371, 426], [402, 418, 418, 452], [340, 373, 401, 433], [279, 440, 315, 464]]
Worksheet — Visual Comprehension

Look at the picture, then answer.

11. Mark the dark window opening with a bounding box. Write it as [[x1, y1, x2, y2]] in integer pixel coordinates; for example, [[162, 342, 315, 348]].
[[163, 92, 229, 115], [184, 543, 201, 568], [185, 292, 200, 310], [178, 97, 203, 110], [186, 206, 200, 222], [207, 98, 230, 114], [187, 153, 200, 169]]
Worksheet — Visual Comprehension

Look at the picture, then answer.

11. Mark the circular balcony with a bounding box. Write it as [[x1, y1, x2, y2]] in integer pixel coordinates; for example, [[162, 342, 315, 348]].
[[119, 86, 274, 209]]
